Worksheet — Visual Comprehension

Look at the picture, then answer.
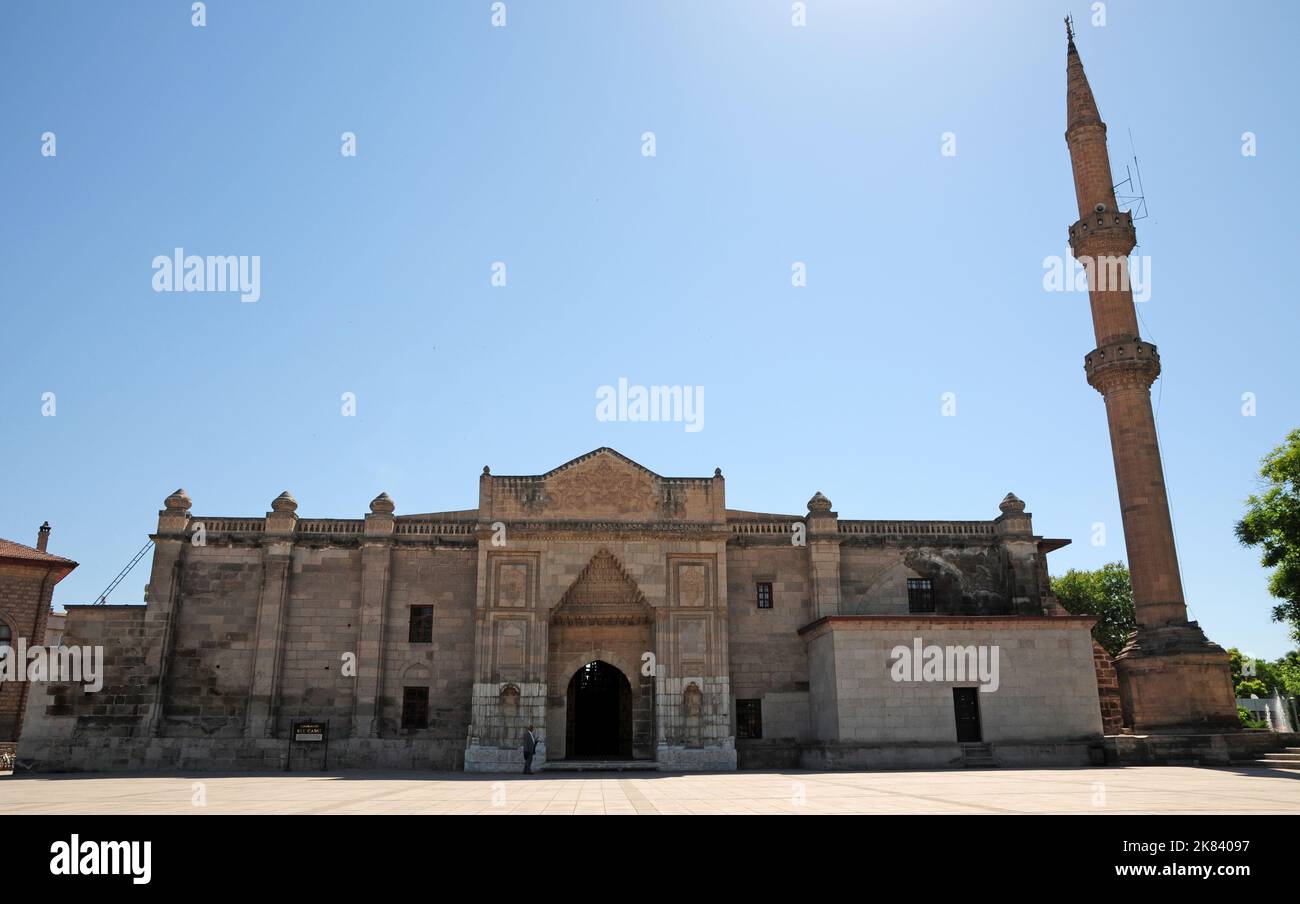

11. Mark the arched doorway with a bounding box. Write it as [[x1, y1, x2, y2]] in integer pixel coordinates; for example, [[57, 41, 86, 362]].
[[565, 661, 634, 759]]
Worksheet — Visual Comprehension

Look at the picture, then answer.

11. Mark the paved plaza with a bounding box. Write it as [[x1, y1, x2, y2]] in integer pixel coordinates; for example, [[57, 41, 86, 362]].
[[2, 766, 1298, 815]]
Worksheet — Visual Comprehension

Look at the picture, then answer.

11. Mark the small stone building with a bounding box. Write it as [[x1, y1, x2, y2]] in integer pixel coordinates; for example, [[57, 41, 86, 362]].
[[20, 449, 1106, 772], [1, 525, 78, 744]]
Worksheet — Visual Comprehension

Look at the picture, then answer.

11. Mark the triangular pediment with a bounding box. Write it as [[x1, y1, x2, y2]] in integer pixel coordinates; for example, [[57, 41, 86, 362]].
[[480, 448, 723, 524], [551, 549, 651, 624], [539, 448, 663, 480]]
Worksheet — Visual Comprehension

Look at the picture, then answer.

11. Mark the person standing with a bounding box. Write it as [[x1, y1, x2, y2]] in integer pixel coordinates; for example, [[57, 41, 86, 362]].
[[521, 725, 538, 774]]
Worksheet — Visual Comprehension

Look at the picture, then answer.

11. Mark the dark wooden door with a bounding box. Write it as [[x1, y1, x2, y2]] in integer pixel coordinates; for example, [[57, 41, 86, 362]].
[[953, 687, 982, 742]]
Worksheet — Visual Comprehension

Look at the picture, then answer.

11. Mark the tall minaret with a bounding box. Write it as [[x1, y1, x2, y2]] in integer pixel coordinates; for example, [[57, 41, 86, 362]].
[[1063, 20, 1237, 732]]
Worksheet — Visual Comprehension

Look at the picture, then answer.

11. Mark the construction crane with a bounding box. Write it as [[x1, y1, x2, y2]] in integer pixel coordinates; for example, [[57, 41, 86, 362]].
[[93, 540, 154, 605]]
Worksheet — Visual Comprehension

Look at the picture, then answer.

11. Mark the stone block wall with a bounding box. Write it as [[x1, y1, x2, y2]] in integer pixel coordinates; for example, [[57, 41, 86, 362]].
[[1092, 639, 1125, 734], [0, 562, 58, 740], [380, 547, 476, 753], [19, 605, 162, 765], [839, 544, 1017, 616], [161, 547, 263, 737], [801, 616, 1103, 763], [275, 547, 362, 738], [725, 544, 812, 752]]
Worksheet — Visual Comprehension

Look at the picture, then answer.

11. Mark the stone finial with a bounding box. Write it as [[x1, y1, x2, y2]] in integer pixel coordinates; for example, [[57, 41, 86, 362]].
[[164, 488, 192, 512], [714, 468, 723, 478], [999, 492, 1026, 515], [482, 466, 491, 476], [807, 491, 833, 513], [271, 491, 298, 513], [370, 492, 395, 514]]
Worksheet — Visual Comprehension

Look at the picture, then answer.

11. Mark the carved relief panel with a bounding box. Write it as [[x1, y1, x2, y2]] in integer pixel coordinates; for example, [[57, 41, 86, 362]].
[[493, 619, 528, 683], [488, 553, 538, 609], [670, 556, 715, 609]]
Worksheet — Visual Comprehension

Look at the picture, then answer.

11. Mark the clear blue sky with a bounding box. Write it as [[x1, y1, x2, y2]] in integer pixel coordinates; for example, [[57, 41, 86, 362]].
[[2, 1, 1296, 658]]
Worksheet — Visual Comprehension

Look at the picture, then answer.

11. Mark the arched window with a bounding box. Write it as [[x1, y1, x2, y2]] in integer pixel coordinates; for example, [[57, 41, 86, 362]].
[[0, 621, 12, 647]]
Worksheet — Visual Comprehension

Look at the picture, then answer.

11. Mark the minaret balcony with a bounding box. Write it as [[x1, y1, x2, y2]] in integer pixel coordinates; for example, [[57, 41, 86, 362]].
[[1068, 209, 1136, 258], [1084, 338, 1161, 394]]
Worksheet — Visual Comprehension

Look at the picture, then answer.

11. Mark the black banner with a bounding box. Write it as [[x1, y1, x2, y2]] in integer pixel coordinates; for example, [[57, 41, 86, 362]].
[[5, 815, 1282, 890]]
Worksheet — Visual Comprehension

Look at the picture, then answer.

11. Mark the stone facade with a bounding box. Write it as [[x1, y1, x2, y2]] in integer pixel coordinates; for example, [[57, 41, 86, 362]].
[[19, 448, 1111, 772]]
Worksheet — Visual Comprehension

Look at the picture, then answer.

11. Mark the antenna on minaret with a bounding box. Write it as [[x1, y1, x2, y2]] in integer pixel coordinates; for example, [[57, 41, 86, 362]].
[[1113, 128, 1150, 223], [1065, 14, 1075, 44]]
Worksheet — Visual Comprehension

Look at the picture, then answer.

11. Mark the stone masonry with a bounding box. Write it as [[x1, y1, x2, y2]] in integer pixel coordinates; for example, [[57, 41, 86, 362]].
[[19, 448, 1114, 773], [0, 526, 77, 743]]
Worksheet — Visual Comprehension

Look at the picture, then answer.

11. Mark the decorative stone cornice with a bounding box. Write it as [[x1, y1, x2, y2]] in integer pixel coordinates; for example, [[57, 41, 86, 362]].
[[480, 521, 727, 541], [798, 613, 1099, 640]]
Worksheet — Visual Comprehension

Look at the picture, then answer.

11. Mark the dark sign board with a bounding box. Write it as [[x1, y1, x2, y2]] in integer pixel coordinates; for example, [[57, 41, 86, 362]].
[[293, 721, 326, 742]]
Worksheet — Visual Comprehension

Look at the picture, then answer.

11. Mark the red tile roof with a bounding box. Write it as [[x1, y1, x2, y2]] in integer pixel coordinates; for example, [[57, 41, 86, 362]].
[[0, 537, 78, 568]]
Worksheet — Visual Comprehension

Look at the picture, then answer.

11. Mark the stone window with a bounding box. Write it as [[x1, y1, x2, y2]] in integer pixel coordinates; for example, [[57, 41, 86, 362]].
[[402, 686, 430, 729], [907, 578, 935, 613], [756, 582, 773, 609], [408, 606, 434, 644], [736, 698, 762, 739]]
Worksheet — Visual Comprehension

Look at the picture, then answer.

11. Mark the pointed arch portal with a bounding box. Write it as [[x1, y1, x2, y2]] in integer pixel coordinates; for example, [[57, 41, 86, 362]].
[[565, 660, 634, 759]]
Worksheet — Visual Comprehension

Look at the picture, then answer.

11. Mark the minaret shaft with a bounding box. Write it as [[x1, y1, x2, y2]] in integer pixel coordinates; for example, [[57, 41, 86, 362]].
[[1063, 33, 1237, 733], [1065, 38, 1184, 629]]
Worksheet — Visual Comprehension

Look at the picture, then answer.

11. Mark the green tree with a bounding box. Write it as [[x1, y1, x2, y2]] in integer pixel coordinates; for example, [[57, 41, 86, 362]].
[[1235, 428, 1300, 642], [1238, 707, 1269, 729], [1227, 645, 1299, 695], [1051, 562, 1135, 657], [1272, 650, 1300, 696]]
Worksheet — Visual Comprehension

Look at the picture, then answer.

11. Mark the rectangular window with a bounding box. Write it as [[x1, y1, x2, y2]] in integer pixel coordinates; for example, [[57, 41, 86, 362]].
[[756, 582, 774, 609], [736, 699, 763, 739], [907, 578, 935, 613], [402, 687, 429, 729], [408, 605, 433, 643]]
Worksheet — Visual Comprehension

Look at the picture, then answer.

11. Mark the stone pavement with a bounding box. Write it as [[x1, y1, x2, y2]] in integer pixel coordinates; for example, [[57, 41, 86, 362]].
[[3, 765, 1299, 815]]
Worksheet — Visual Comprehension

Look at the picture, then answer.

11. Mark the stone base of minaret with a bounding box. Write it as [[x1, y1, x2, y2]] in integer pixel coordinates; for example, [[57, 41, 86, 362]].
[[1114, 622, 1240, 733]]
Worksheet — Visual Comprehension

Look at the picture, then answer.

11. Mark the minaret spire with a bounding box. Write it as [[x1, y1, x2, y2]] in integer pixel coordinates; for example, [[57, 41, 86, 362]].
[[1064, 31, 1115, 220], [1062, 33, 1237, 733]]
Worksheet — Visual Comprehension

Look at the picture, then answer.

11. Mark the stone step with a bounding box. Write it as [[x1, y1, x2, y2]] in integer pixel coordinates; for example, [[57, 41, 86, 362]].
[[1259, 752, 1300, 762], [960, 743, 1000, 768], [1234, 758, 1300, 770], [542, 760, 659, 772]]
